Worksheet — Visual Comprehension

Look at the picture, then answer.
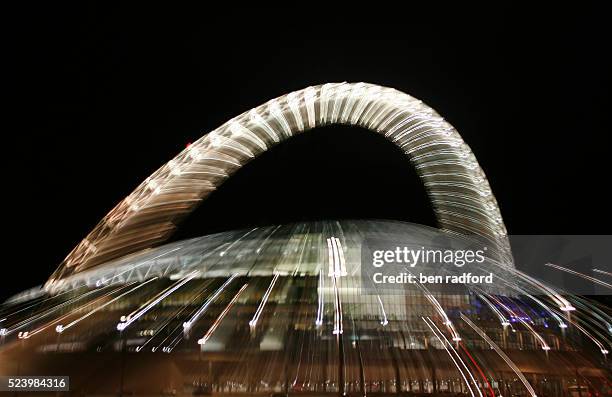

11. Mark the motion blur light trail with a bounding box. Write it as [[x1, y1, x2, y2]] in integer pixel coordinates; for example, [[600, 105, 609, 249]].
[[545, 263, 612, 290], [1, 221, 610, 395]]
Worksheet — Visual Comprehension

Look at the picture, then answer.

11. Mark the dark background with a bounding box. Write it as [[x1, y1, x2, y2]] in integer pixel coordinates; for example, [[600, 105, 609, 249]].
[[4, 5, 610, 302]]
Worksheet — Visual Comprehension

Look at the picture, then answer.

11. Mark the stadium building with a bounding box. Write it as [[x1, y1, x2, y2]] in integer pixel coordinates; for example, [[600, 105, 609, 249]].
[[1, 83, 609, 396]]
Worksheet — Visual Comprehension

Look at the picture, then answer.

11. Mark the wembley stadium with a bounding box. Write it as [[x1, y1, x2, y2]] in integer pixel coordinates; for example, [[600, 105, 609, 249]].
[[1, 83, 610, 396]]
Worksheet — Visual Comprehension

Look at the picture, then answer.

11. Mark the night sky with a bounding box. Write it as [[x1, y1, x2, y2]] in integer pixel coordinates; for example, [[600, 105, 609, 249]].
[[4, 5, 610, 302]]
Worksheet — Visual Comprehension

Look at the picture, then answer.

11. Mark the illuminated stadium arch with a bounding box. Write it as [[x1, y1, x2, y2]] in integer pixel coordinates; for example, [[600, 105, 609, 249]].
[[49, 82, 511, 285]]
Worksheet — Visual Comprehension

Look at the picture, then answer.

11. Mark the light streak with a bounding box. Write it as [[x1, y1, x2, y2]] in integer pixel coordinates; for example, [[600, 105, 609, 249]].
[[291, 224, 311, 276], [461, 314, 538, 397], [327, 237, 345, 335], [7, 287, 108, 336], [515, 289, 568, 328], [255, 225, 281, 254], [331, 276, 343, 335], [545, 263, 612, 290], [565, 295, 612, 335], [183, 275, 237, 330], [477, 294, 511, 327], [512, 271, 575, 311], [485, 271, 571, 328], [117, 272, 196, 331], [56, 278, 157, 333], [553, 309, 611, 356], [147, 282, 212, 352], [218, 228, 257, 257], [198, 283, 248, 345], [377, 295, 389, 326], [136, 296, 195, 352], [593, 268, 612, 277], [427, 317, 482, 397], [21, 285, 126, 339], [417, 282, 461, 341], [423, 317, 475, 397], [0, 286, 87, 321], [326, 237, 347, 277], [315, 269, 324, 327], [249, 274, 279, 328], [486, 294, 550, 350], [459, 343, 496, 397]]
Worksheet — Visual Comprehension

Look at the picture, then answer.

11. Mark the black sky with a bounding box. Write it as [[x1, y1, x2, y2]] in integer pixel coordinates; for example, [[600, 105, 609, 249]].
[[4, 5, 611, 301]]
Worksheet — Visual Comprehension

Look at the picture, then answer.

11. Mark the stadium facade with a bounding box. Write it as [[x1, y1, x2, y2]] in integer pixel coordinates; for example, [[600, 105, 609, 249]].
[[0, 83, 610, 396]]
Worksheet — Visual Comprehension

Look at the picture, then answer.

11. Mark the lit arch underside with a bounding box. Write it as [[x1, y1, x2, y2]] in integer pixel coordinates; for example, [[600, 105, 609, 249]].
[[49, 82, 510, 285]]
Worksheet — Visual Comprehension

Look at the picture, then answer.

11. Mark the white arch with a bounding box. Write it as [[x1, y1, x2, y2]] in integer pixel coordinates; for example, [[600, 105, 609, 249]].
[[49, 82, 510, 283]]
